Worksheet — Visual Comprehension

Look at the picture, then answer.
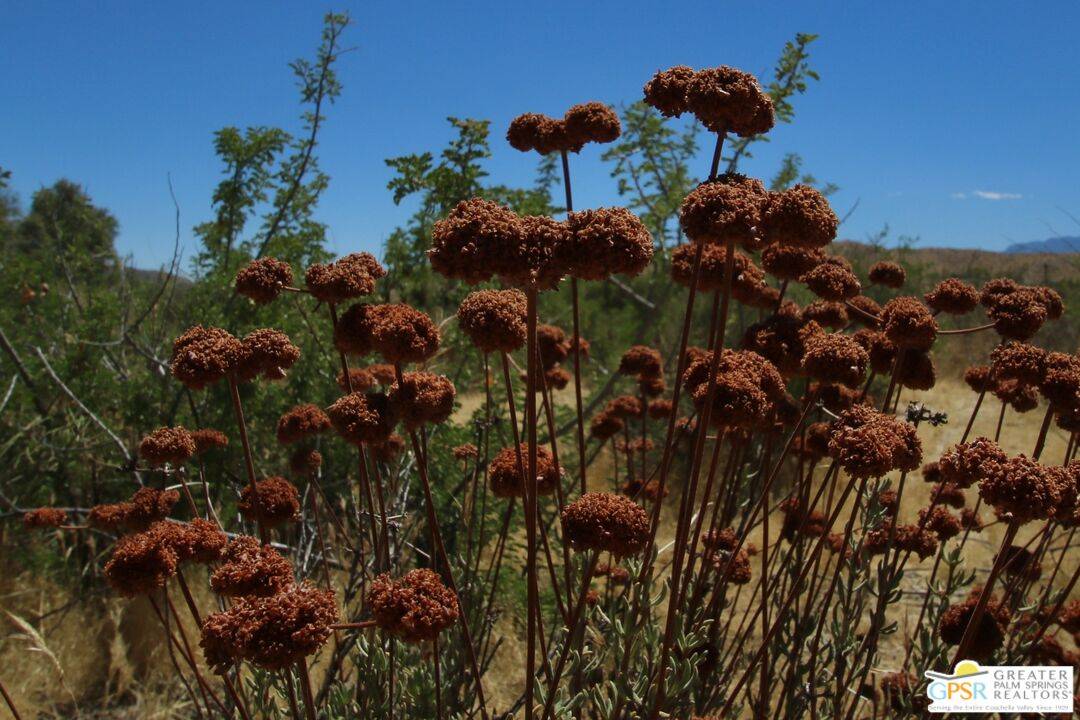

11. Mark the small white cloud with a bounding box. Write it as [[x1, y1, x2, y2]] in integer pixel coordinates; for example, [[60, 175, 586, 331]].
[[972, 190, 1022, 201]]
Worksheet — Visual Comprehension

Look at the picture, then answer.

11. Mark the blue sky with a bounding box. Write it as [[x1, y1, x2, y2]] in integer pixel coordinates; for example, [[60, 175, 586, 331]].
[[4, 1, 1079, 268]]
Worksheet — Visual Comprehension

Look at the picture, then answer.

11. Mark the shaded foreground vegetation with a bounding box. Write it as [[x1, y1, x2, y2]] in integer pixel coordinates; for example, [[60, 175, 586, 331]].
[[2, 13, 1080, 720]]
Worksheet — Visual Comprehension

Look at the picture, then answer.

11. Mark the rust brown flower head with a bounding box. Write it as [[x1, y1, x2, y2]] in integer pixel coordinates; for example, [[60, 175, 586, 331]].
[[235, 329, 300, 382], [801, 332, 868, 388], [679, 174, 767, 248], [643, 65, 696, 117], [607, 394, 645, 419], [760, 243, 823, 281], [801, 300, 849, 330], [452, 443, 479, 461], [877, 489, 899, 517], [670, 242, 764, 297], [457, 289, 528, 354], [685, 66, 775, 137], [758, 185, 838, 249], [986, 287, 1048, 341], [238, 477, 301, 529], [938, 438, 1007, 489], [545, 366, 571, 391], [880, 297, 937, 350], [429, 198, 520, 284], [23, 507, 68, 530], [125, 487, 181, 531], [1040, 351, 1080, 410], [896, 350, 936, 391], [919, 506, 962, 541], [939, 595, 1011, 660], [779, 497, 827, 540], [801, 257, 862, 301], [990, 342, 1047, 385], [865, 522, 938, 560], [88, 502, 134, 532], [235, 257, 293, 304], [827, 405, 921, 478], [389, 372, 455, 429], [333, 302, 375, 357], [993, 378, 1039, 413], [336, 367, 374, 393], [618, 345, 663, 378], [276, 404, 331, 445], [925, 278, 979, 315], [537, 323, 569, 369], [304, 252, 385, 303], [506, 113, 577, 155], [562, 492, 650, 557], [370, 433, 406, 463], [287, 446, 319, 474], [959, 508, 983, 531], [211, 536, 293, 598], [368, 304, 441, 365], [852, 328, 897, 375], [979, 455, 1065, 523], [590, 410, 624, 441], [200, 582, 337, 672], [980, 278, 1021, 307], [161, 519, 228, 564], [191, 428, 228, 455], [931, 482, 967, 509], [867, 261, 906, 289], [139, 426, 196, 466], [564, 101, 621, 146], [171, 325, 244, 390], [997, 544, 1042, 581], [648, 399, 674, 419], [684, 350, 786, 430], [488, 443, 561, 498], [327, 392, 398, 445], [1037, 286, 1065, 319], [741, 314, 809, 376], [563, 207, 652, 281], [711, 543, 752, 585], [963, 365, 995, 393], [495, 214, 569, 290], [369, 568, 459, 643], [813, 378, 869, 415], [104, 529, 179, 597], [846, 295, 883, 329]]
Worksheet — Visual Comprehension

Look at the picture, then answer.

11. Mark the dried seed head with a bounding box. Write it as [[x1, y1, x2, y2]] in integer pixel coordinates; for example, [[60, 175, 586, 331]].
[[327, 392, 399, 445], [304, 252, 385, 303], [563, 101, 621, 146], [618, 345, 663, 378], [276, 404, 331, 445], [986, 287, 1048, 341], [931, 482, 967, 509], [880, 297, 937, 350], [452, 444, 479, 461], [191, 429, 228, 455], [235, 329, 300, 382], [488, 443, 561, 498], [939, 595, 1011, 660], [895, 350, 936, 391], [993, 378, 1039, 413], [211, 536, 294, 598], [23, 507, 68, 529], [925, 278, 979, 315], [457, 289, 528, 354], [238, 477, 301, 529], [963, 365, 995, 393], [643, 65, 696, 117], [979, 455, 1065, 523], [159, 519, 228, 564], [919, 506, 962, 541], [200, 582, 337, 672], [366, 304, 440, 365], [429, 198, 520, 283], [562, 492, 650, 557], [388, 372, 456, 429], [741, 314, 809, 376], [139, 426, 196, 466], [760, 243, 824, 281], [685, 66, 775, 137], [670, 242, 764, 297], [997, 544, 1042, 581], [104, 529, 179, 597], [758, 185, 838, 249], [333, 302, 376, 357], [336, 368, 374, 393], [235, 257, 293, 304], [369, 568, 460, 643], [938, 438, 1007, 488], [589, 410, 624, 441], [802, 257, 861, 301], [125, 487, 181, 532], [563, 207, 652, 281], [990, 342, 1047, 385], [827, 405, 922, 478], [88, 502, 134, 532], [680, 174, 767, 248], [1040, 351, 1080, 410], [846, 295, 883, 329], [801, 332, 869, 388], [370, 434, 406, 463], [537, 324, 569, 369], [171, 326, 244, 390], [495, 214, 569, 290], [801, 300, 849, 330], [867, 260, 905, 289]]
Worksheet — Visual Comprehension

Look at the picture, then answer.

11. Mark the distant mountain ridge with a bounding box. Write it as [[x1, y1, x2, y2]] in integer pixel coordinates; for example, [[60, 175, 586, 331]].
[[1004, 236, 1080, 254]]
